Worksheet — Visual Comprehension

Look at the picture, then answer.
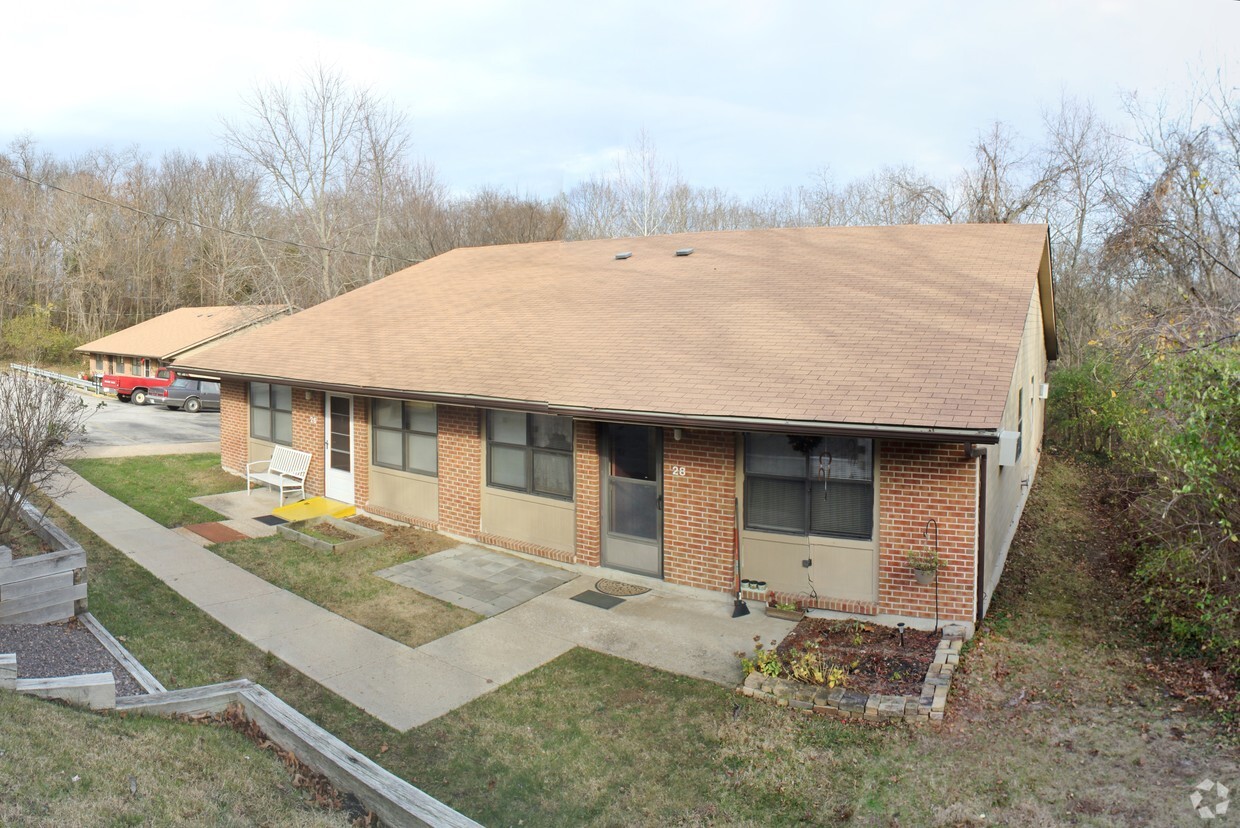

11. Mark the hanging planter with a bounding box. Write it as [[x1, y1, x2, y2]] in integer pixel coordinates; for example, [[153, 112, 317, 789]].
[[907, 549, 941, 586]]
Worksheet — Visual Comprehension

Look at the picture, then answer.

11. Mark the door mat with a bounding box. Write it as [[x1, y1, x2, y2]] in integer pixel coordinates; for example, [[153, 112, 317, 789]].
[[571, 591, 625, 610], [253, 515, 288, 526], [184, 522, 250, 543], [595, 579, 650, 597]]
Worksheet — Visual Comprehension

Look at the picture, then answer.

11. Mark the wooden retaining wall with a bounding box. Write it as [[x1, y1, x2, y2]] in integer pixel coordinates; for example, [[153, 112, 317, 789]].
[[0, 500, 87, 625]]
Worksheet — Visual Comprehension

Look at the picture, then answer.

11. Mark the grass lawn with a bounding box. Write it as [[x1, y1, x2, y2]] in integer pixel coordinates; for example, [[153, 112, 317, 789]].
[[211, 528, 479, 649], [58, 455, 1239, 825], [66, 453, 240, 527], [0, 690, 349, 827]]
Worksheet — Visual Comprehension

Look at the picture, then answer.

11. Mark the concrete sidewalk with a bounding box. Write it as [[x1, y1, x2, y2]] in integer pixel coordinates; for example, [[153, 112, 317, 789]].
[[53, 471, 572, 730], [53, 470, 793, 731]]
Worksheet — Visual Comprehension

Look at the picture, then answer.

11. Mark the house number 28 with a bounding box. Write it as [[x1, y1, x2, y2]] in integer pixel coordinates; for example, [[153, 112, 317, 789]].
[[670, 466, 687, 476]]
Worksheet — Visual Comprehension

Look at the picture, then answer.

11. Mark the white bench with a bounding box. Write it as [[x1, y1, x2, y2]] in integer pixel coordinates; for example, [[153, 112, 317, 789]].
[[246, 446, 312, 505]]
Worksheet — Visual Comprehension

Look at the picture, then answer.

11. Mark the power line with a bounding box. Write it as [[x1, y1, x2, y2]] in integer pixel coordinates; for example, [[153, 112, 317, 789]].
[[0, 167, 423, 267]]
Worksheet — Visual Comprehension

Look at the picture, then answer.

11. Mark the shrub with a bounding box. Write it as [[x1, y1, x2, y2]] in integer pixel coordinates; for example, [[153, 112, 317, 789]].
[[1, 305, 79, 365]]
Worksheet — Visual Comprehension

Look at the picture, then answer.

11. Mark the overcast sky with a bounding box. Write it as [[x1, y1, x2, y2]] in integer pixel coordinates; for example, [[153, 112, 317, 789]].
[[2, 1, 1236, 198]]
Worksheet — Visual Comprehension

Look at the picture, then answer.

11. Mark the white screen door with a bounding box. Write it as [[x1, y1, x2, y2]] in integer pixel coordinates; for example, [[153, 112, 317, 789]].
[[324, 394, 354, 503]]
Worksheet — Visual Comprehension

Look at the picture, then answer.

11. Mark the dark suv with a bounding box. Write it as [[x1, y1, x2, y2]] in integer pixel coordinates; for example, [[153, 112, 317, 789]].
[[150, 378, 221, 413]]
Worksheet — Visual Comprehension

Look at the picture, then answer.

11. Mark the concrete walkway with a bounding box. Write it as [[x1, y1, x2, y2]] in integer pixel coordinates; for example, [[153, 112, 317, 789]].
[[53, 471, 793, 731]]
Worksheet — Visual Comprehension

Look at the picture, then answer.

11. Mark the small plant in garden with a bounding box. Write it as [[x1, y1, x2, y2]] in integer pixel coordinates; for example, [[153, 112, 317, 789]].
[[738, 637, 781, 677], [834, 619, 870, 647], [774, 601, 799, 612], [738, 637, 847, 688]]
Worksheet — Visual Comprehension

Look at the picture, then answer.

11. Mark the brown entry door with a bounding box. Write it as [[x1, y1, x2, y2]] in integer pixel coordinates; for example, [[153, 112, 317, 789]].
[[601, 424, 662, 578]]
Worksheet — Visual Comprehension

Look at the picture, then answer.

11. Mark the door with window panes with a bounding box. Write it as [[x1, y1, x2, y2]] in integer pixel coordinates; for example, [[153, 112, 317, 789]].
[[601, 424, 662, 578], [324, 395, 354, 503]]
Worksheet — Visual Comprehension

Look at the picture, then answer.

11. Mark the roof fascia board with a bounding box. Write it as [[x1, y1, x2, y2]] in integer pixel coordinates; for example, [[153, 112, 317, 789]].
[[1038, 230, 1058, 360], [186, 370, 1000, 445]]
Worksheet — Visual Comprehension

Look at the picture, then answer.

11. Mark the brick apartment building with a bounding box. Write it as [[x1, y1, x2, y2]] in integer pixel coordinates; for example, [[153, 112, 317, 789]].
[[76, 305, 287, 379], [179, 225, 1056, 631]]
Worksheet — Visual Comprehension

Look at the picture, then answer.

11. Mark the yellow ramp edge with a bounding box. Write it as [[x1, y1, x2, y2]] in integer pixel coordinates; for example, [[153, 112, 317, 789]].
[[272, 497, 356, 522]]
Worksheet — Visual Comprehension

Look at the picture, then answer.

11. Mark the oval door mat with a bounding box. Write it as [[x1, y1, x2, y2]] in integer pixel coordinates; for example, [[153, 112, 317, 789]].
[[595, 579, 650, 597]]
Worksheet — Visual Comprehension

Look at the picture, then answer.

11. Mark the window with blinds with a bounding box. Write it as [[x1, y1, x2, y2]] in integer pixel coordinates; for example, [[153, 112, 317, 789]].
[[744, 433, 874, 540], [486, 410, 573, 500]]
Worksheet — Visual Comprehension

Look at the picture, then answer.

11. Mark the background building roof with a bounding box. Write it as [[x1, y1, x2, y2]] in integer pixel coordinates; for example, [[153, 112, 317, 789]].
[[77, 305, 288, 362], [179, 225, 1053, 433]]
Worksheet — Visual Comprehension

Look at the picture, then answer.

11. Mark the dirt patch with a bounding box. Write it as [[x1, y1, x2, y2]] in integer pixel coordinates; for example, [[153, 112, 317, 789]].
[[301, 522, 360, 543], [776, 618, 938, 695], [1, 529, 54, 559], [350, 516, 451, 556]]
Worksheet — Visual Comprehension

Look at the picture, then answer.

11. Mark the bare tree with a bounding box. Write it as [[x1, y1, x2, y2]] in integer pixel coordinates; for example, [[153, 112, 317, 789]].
[[221, 64, 414, 305], [0, 373, 95, 543]]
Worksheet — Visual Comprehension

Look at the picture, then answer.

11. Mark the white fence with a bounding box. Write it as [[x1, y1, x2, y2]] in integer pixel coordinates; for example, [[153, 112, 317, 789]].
[[8, 363, 99, 393]]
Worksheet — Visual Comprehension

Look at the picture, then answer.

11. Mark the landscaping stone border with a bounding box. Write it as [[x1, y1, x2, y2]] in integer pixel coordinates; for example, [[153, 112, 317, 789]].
[[738, 623, 967, 725], [277, 516, 383, 553]]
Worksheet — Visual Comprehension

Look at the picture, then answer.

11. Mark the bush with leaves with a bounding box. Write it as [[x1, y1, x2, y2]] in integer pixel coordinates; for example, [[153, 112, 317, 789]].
[[1118, 345, 1240, 672], [1046, 356, 1131, 457], [1, 304, 80, 365]]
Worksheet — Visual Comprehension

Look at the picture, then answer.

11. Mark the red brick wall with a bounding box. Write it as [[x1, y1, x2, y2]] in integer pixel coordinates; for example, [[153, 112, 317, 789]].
[[877, 441, 977, 622], [573, 421, 601, 567], [437, 405, 481, 536], [292, 388, 325, 497], [353, 396, 371, 506], [220, 380, 248, 474], [661, 429, 737, 593]]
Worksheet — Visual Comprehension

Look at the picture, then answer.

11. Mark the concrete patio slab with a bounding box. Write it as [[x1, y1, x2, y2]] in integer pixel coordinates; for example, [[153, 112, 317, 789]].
[[193, 488, 283, 521], [377, 543, 577, 617]]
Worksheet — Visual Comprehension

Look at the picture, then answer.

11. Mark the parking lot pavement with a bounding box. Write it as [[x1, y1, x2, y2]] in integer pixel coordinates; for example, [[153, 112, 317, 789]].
[[72, 389, 220, 456]]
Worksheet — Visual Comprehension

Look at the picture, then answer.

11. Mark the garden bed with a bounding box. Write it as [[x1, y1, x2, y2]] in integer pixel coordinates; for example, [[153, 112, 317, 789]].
[[739, 621, 966, 724], [277, 516, 384, 553], [777, 618, 939, 696]]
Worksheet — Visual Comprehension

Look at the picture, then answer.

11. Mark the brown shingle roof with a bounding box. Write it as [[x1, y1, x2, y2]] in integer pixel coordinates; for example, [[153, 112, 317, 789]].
[[76, 305, 288, 361], [178, 225, 1053, 433]]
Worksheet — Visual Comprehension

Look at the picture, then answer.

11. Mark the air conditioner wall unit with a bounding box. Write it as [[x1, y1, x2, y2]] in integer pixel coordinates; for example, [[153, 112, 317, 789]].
[[1038, 383, 1049, 400], [998, 430, 1020, 466]]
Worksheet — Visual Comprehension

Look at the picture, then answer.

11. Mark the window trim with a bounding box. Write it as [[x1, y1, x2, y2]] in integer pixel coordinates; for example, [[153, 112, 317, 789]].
[[742, 434, 875, 541], [371, 399, 438, 477], [485, 410, 574, 501], [249, 382, 293, 447]]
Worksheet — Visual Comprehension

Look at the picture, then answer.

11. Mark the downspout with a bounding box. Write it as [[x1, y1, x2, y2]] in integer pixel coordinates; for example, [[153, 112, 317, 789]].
[[976, 452, 987, 624]]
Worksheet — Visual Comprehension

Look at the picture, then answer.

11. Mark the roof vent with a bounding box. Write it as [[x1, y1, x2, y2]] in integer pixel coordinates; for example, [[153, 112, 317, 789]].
[[675, 247, 694, 256], [615, 252, 632, 260]]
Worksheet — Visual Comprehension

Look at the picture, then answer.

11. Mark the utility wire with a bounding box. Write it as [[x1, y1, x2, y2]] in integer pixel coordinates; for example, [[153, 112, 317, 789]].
[[0, 167, 423, 266]]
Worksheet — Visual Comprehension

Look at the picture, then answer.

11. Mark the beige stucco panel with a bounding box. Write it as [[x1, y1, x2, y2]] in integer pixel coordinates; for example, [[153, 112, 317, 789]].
[[983, 285, 1049, 610], [248, 439, 276, 464], [480, 487, 575, 553], [734, 437, 879, 602], [740, 532, 875, 601], [369, 467, 438, 524]]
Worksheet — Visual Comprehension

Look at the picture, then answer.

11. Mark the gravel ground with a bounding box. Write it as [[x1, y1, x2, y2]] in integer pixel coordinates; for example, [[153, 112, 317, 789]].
[[0, 619, 147, 697]]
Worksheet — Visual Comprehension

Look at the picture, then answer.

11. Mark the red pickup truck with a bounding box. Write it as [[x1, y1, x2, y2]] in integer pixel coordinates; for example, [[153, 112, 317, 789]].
[[99, 368, 179, 405]]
